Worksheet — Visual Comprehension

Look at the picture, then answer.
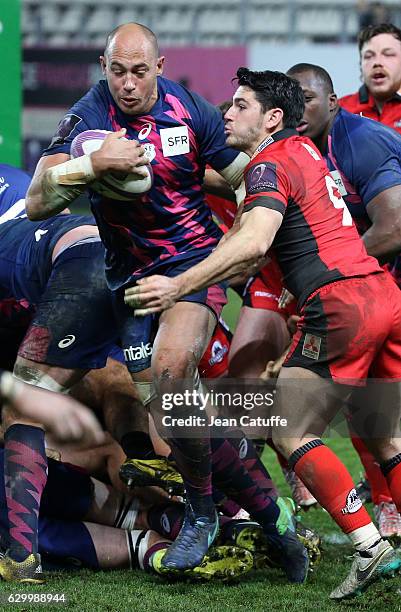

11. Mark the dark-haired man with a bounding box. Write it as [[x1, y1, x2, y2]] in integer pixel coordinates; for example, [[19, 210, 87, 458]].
[[128, 67, 401, 600], [339, 23, 401, 133], [287, 62, 401, 263]]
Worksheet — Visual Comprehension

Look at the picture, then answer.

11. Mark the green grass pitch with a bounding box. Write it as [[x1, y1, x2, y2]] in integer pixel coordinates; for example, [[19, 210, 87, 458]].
[[1, 439, 399, 611], [1, 291, 400, 610]]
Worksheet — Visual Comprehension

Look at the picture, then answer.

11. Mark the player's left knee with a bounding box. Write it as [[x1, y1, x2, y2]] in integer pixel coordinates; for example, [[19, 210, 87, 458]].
[[152, 350, 198, 387]]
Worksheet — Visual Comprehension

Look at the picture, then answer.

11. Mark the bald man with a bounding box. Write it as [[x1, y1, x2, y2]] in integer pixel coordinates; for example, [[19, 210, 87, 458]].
[[25, 23, 250, 572]]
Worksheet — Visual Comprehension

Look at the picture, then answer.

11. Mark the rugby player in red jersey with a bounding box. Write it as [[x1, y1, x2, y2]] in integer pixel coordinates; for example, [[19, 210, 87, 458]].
[[128, 68, 401, 599]]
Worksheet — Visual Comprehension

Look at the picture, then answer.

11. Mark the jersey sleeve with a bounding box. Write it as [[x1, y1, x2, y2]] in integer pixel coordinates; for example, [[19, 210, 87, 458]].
[[242, 159, 290, 216], [0, 165, 31, 212], [42, 86, 106, 157], [189, 91, 238, 171], [334, 118, 401, 205]]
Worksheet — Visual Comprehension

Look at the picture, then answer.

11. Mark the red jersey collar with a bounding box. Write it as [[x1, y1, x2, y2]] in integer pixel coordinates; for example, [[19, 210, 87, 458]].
[[253, 128, 298, 157], [358, 83, 401, 106]]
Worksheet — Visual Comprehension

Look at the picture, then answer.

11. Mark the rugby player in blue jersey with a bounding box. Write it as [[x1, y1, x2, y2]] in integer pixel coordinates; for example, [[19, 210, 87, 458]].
[[0, 209, 284, 583], [0, 164, 103, 444], [23, 23, 305, 575], [287, 63, 401, 263]]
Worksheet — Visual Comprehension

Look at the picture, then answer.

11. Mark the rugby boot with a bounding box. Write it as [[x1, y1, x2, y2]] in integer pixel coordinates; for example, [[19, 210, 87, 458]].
[[220, 500, 321, 571], [374, 501, 401, 542], [152, 545, 253, 581], [161, 506, 219, 570], [281, 467, 318, 510], [0, 552, 44, 583], [330, 539, 401, 600], [119, 457, 185, 496], [263, 497, 309, 583]]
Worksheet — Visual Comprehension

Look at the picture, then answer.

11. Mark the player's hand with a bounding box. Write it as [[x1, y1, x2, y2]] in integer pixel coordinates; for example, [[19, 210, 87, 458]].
[[260, 345, 290, 380], [261, 359, 282, 379], [9, 380, 105, 446], [287, 314, 301, 336], [91, 128, 149, 178], [124, 275, 181, 315]]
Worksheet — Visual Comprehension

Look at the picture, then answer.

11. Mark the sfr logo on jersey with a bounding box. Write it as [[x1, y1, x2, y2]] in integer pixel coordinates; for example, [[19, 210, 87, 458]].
[[160, 126, 190, 157], [124, 342, 153, 362]]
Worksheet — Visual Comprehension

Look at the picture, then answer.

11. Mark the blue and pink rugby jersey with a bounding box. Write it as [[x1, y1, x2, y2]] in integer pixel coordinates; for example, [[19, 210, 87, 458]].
[[324, 107, 401, 287], [43, 77, 238, 290], [324, 108, 401, 237]]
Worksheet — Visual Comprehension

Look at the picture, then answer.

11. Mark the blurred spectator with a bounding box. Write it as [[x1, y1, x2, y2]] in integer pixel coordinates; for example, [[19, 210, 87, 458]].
[[339, 23, 401, 133], [358, 2, 390, 29]]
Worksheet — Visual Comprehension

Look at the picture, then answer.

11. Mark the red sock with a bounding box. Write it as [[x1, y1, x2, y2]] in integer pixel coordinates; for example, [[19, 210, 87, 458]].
[[382, 454, 401, 514], [291, 441, 372, 534], [351, 437, 392, 504]]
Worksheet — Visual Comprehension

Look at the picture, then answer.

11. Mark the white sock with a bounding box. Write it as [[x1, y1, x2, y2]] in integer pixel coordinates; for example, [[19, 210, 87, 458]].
[[348, 523, 381, 551], [126, 529, 151, 569], [115, 496, 139, 530]]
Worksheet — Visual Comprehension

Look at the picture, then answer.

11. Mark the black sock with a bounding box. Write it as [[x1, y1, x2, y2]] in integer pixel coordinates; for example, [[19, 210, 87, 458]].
[[120, 431, 157, 459], [147, 502, 185, 540]]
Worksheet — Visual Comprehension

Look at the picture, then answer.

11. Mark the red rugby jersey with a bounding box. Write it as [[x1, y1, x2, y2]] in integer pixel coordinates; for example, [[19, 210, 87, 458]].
[[207, 194, 237, 231], [339, 85, 401, 134], [243, 129, 382, 306]]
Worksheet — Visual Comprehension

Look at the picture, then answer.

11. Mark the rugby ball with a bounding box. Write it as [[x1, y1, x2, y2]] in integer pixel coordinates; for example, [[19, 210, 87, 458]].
[[70, 129, 153, 201]]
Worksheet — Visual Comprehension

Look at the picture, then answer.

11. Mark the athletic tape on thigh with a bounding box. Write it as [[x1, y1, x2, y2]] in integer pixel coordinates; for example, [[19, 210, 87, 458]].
[[12, 365, 69, 393], [135, 381, 157, 407], [194, 369, 209, 398]]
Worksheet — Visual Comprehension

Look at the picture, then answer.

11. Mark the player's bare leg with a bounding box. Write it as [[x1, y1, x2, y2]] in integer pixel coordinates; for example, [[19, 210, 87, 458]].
[[83, 522, 169, 569], [228, 307, 290, 378], [147, 301, 218, 570], [351, 382, 401, 541], [70, 356, 149, 446], [58, 522, 253, 580]]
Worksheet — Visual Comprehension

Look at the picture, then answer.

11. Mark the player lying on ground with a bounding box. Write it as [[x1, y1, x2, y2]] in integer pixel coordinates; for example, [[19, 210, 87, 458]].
[[0, 449, 253, 583]]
